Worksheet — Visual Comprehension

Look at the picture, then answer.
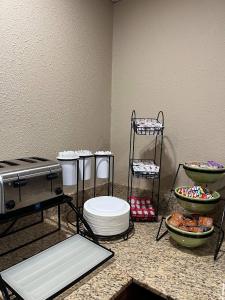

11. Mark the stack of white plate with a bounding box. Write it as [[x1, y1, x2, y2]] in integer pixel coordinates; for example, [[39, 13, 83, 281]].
[[83, 196, 130, 236]]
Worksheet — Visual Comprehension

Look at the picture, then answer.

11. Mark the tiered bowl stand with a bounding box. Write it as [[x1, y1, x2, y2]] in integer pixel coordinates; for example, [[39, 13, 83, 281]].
[[156, 163, 225, 260]]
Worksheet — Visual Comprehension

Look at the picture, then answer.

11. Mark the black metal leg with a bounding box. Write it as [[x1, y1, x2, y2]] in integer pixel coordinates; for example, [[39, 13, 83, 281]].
[[67, 200, 98, 244], [130, 172, 134, 200], [156, 133, 163, 217], [0, 212, 43, 239], [127, 112, 136, 201], [156, 217, 168, 241], [0, 203, 63, 256], [151, 134, 159, 214], [129, 127, 135, 201], [171, 164, 183, 191], [0, 196, 74, 257], [82, 158, 85, 207], [130, 130, 135, 199], [76, 215, 80, 234], [155, 179, 160, 218], [108, 156, 111, 196], [0, 275, 10, 300], [111, 156, 114, 196], [76, 160, 79, 208], [94, 156, 96, 197], [41, 210, 44, 222], [127, 111, 135, 200], [214, 202, 225, 260], [153, 135, 158, 164], [0, 227, 61, 257], [76, 160, 80, 234], [151, 179, 155, 200], [214, 228, 224, 261]]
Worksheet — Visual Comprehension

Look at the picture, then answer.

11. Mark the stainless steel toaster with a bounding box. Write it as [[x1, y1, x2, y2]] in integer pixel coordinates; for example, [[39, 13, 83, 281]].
[[0, 157, 63, 214]]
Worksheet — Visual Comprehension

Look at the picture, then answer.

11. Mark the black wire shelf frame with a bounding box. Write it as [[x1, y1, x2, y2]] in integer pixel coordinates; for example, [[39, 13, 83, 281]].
[[127, 110, 164, 219], [78, 219, 134, 242], [130, 158, 160, 180], [132, 110, 164, 135]]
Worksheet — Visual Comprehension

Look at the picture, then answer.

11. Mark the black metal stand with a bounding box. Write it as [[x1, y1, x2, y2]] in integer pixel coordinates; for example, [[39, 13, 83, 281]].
[[214, 199, 225, 260], [155, 163, 225, 261], [79, 220, 134, 242], [93, 154, 114, 197], [0, 195, 70, 257], [66, 154, 116, 236], [77, 154, 134, 241], [78, 155, 92, 212], [127, 110, 164, 219], [78, 154, 114, 207]]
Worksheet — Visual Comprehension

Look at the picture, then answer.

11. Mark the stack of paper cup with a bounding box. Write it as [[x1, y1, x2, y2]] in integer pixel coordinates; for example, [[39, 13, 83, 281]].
[[76, 150, 92, 181], [95, 151, 112, 179], [57, 151, 79, 186]]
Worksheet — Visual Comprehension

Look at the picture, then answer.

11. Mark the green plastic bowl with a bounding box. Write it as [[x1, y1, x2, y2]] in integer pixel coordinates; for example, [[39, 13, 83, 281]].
[[165, 215, 214, 248], [183, 164, 225, 184], [174, 187, 220, 214]]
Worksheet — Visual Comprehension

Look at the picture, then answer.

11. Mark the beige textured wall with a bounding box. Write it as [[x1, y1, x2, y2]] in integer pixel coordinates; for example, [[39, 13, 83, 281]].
[[0, 0, 112, 160], [111, 0, 225, 192]]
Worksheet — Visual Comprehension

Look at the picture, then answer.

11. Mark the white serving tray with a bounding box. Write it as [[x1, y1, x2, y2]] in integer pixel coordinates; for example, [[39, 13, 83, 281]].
[[1, 234, 113, 300]]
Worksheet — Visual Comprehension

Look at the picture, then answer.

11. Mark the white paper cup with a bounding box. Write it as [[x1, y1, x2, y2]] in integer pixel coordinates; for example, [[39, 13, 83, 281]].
[[57, 159, 78, 186], [96, 156, 109, 179], [79, 157, 92, 180]]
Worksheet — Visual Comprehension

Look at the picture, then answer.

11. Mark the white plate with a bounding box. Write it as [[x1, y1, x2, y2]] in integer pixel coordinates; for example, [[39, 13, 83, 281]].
[[84, 196, 130, 217], [83, 196, 130, 236]]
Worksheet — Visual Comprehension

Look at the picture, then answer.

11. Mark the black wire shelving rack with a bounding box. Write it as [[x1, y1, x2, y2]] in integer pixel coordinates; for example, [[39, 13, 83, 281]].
[[127, 110, 164, 220]]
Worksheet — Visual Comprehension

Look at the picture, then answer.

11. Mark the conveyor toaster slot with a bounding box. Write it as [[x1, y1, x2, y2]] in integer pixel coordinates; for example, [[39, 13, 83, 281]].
[[17, 158, 37, 163], [30, 157, 49, 162], [0, 161, 19, 166]]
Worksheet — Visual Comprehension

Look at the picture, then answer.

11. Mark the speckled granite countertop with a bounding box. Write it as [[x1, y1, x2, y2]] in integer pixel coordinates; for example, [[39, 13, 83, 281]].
[[0, 218, 225, 300]]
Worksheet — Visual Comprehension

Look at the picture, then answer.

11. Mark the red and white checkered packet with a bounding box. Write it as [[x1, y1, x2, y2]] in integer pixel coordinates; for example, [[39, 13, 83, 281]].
[[129, 196, 155, 221]]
